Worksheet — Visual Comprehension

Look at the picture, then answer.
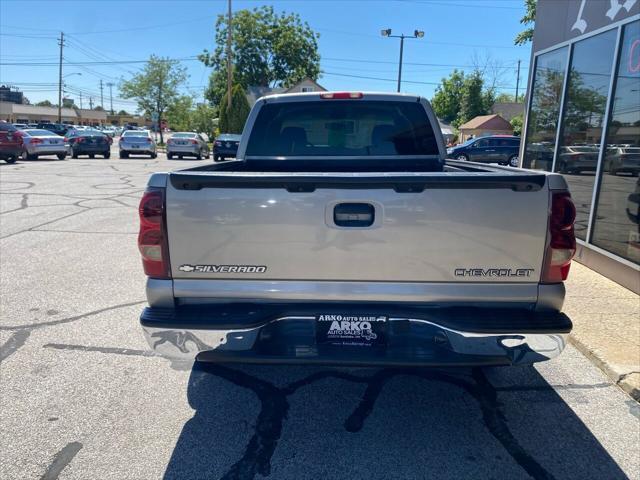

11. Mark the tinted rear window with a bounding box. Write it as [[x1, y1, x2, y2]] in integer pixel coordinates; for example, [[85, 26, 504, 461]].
[[172, 133, 196, 138], [24, 129, 55, 136], [123, 131, 148, 137], [245, 100, 439, 157]]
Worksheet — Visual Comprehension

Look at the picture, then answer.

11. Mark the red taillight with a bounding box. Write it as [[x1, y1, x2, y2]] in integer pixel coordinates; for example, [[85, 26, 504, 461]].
[[138, 189, 171, 279], [31, 138, 43, 145], [191, 139, 198, 145], [541, 191, 576, 283], [320, 92, 364, 99]]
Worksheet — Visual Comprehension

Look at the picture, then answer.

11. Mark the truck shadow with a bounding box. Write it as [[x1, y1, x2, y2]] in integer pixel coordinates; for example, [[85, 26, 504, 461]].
[[163, 363, 629, 480]]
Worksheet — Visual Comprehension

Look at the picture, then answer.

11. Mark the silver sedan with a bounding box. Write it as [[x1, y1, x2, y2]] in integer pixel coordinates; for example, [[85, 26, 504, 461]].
[[19, 129, 67, 160], [166, 132, 210, 159]]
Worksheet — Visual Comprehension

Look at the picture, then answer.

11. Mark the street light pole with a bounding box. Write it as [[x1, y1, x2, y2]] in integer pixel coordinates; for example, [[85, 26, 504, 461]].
[[57, 32, 64, 124], [381, 29, 424, 93]]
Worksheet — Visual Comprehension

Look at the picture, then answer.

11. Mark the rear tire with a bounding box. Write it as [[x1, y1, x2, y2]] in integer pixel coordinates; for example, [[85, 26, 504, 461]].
[[104, 151, 110, 159], [508, 155, 519, 167], [89, 153, 95, 159], [26, 151, 36, 160], [71, 148, 78, 159], [120, 152, 129, 159], [151, 152, 157, 159], [57, 153, 66, 160], [456, 154, 468, 161], [5, 155, 17, 164], [167, 153, 173, 159], [196, 150, 202, 160]]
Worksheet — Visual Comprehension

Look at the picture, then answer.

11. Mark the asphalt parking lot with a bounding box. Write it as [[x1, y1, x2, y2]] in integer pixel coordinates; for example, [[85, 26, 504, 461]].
[[1, 149, 639, 480]]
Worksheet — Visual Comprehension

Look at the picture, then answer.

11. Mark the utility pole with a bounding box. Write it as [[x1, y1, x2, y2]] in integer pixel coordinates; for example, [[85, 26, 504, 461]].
[[381, 29, 424, 93], [226, 0, 232, 110], [515, 59, 521, 102], [79, 92, 83, 110], [106, 82, 114, 114], [99, 79, 104, 109], [57, 32, 64, 124], [89, 97, 94, 110]]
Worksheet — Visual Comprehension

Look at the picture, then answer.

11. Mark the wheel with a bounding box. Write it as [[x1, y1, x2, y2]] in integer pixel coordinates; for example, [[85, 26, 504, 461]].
[[456, 154, 468, 161], [103, 151, 110, 159], [508, 155, 519, 167], [196, 150, 202, 160], [151, 152, 157, 159], [89, 153, 95, 159], [4, 155, 17, 164], [71, 148, 78, 159], [178, 155, 183, 159], [167, 153, 173, 159], [57, 153, 66, 160], [25, 151, 36, 160], [120, 152, 129, 159], [557, 162, 568, 174]]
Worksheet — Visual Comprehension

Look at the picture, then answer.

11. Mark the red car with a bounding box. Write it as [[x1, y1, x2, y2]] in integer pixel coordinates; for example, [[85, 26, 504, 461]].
[[0, 121, 23, 164]]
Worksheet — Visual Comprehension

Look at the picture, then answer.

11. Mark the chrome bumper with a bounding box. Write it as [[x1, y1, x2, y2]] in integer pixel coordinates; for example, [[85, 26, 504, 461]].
[[141, 306, 570, 366]]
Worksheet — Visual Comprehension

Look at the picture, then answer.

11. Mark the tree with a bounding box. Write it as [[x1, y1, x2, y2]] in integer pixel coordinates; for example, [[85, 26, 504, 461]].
[[431, 70, 465, 124], [117, 110, 129, 116], [36, 100, 53, 107], [219, 84, 250, 133], [190, 103, 217, 137], [165, 95, 193, 132], [511, 114, 524, 136], [93, 105, 104, 111], [458, 71, 487, 127], [515, 0, 536, 46], [200, 6, 320, 106], [120, 55, 188, 143], [495, 92, 516, 103]]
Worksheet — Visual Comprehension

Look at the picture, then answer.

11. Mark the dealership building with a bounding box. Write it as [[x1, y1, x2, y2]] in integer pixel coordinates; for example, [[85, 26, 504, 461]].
[[521, 0, 639, 292]]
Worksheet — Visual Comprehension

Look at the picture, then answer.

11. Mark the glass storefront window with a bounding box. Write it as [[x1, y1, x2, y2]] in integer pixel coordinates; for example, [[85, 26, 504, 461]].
[[591, 21, 640, 264], [555, 30, 617, 240], [523, 47, 568, 171]]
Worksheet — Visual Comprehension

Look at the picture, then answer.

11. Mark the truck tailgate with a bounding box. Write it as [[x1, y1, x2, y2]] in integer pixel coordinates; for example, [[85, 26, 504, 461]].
[[165, 171, 549, 284]]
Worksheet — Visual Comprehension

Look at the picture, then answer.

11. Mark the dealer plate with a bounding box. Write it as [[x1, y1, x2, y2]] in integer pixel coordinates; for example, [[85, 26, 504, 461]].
[[316, 314, 387, 347]]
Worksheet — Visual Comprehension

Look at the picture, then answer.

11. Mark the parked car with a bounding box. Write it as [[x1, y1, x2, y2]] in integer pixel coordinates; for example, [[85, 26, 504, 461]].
[[119, 130, 157, 158], [167, 132, 210, 159], [446, 135, 520, 166], [607, 146, 640, 176], [213, 133, 241, 161], [0, 121, 23, 164], [527, 142, 555, 170], [19, 129, 67, 160], [12, 123, 28, 130], [138, 91, 575, 368], [556, 146, 599, 174], [66, 129, 112, 158], [36, 123, 69, 136]]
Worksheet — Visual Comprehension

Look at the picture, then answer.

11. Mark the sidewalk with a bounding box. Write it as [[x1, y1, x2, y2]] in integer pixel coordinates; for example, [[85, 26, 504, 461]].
[[564, 261, 640, 400]]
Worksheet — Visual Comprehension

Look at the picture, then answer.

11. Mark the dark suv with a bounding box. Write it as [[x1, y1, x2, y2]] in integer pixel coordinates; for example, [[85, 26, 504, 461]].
[[447, 135, 521, 167], [36, 123, 69, 136]]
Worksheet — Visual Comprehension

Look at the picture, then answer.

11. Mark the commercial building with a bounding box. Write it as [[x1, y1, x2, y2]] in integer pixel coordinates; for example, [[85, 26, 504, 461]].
[[0, 101, 107, 126], [0, 85, 24, 104], [521, 0, 639, 293]]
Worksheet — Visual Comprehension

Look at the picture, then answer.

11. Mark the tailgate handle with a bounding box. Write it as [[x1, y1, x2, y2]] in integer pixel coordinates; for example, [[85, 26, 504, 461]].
[[334, 203, 375, 227]]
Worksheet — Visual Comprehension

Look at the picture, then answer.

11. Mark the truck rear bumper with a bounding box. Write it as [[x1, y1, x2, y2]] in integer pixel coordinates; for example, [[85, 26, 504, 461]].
[[140, 303, 571, 366]]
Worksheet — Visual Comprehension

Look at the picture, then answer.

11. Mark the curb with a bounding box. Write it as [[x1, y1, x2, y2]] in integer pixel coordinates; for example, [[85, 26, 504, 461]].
[[569, 335, 640, 402]]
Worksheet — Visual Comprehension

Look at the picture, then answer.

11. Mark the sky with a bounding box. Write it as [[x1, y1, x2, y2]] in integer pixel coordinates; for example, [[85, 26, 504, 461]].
[[0, 0, 533, 113]]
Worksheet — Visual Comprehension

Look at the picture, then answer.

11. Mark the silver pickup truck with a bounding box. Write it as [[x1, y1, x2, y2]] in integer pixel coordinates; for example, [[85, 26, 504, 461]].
[[138, 92, 576, 367]]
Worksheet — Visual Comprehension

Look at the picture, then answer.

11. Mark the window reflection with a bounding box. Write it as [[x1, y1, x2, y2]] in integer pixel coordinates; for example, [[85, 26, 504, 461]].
[[592, 21, 640, 264], [555, 30, 617, 240], [523, 47, 568, 170]]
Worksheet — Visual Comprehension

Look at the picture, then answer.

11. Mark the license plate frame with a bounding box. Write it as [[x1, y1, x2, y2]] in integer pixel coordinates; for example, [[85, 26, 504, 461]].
[[316, 314, 387, 348]]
